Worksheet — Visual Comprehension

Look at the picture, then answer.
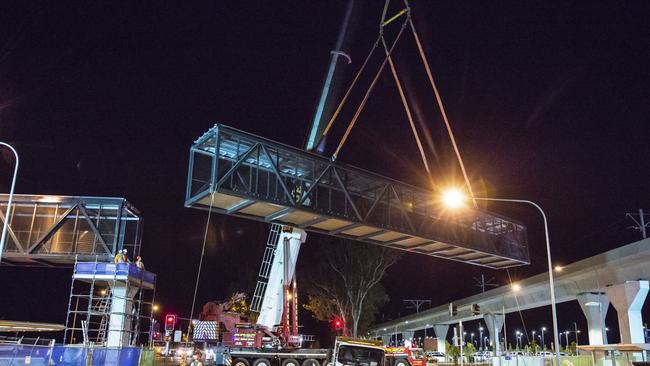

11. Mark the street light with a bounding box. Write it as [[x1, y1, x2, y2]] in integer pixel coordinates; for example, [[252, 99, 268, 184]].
[[441, 190, 561, 366], [471, 333, 475, 345], [541, 327, 546, 349], [479, 326, 484, 350], [564, 331, 570, 348], [532, 330, 536, 337], [153, 304, 160, 312], [0, 142, 19, 264]]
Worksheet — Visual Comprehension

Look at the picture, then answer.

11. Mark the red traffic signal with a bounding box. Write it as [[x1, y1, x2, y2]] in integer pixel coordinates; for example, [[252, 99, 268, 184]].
[[164, 314, 177, 331], [332, 318, 344, 329]]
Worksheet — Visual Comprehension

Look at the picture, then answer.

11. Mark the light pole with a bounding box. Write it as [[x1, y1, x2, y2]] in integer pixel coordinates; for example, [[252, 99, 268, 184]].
[[541, 327, 546, 350], [442, 191, 561, 365], [0, 142, 19, 264], [479, 326, 484, 351], [471, 333, 475, 346], [515, 331, 522, 349], [564, 331, 570, 348]]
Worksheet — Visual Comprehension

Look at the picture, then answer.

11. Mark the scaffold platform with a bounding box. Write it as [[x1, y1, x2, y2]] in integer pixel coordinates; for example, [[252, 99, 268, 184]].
[[64, 261, 156, 348], [185, 124, 529, 268]]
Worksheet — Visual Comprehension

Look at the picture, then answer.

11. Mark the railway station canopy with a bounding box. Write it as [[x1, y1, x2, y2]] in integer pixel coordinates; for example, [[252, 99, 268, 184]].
[[186, 124, 529, 268], [0, 195, 142, 266]]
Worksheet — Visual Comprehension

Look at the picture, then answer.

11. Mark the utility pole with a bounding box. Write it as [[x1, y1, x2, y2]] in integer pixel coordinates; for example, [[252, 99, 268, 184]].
[[474, 274, 498, 293], [403, 299, 431, 313], [626, 209, 649, 239]]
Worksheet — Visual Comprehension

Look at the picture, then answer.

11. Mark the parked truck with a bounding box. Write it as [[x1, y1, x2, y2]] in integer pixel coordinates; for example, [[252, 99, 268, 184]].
[[208, 337, 384, 366], [384, 347, 426, 366]]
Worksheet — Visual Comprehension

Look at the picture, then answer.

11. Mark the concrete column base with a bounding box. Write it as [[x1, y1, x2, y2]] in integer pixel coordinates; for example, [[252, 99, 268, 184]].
[[107, 284, 140, 347], [577, 292, 609, 345], [484, 313, 504, 355], [604, 280, 649, 344], [434, 325, 449, 354]]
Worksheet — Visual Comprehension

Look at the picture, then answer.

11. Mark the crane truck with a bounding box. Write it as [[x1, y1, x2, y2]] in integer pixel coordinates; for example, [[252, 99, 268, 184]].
[[190, 225, 385, 366]]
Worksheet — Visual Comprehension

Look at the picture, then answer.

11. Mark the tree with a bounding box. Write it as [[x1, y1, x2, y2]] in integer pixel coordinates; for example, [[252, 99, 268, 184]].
[[530, 339, 540, 355], [303, 239, 401, 337], [569, 341, 577, 356], [445, 341, 460, 363], [463, 342, 477, 360]]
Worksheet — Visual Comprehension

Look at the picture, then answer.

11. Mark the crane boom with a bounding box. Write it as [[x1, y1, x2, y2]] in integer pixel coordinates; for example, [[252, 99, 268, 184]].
[[255, 227, 306, 330]]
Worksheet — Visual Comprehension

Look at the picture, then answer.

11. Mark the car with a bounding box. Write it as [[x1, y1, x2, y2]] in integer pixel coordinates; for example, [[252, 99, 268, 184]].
[[472, 351, 493, 362], [425, 351, 446, 363]]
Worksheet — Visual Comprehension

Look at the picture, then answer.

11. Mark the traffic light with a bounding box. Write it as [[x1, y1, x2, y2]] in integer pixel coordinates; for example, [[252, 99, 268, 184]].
[[164, 314, 177, 332], [470, 303, 481, 315], [449, 303, 457, 317]]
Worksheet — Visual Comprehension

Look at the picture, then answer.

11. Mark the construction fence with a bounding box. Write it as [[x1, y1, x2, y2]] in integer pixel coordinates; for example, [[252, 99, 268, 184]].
[[0, 344, 155, 366]]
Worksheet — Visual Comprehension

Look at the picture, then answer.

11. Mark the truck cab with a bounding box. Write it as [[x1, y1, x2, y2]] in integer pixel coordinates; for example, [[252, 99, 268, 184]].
[[385, 347, 426, 366], [333, 338, 385, 366]]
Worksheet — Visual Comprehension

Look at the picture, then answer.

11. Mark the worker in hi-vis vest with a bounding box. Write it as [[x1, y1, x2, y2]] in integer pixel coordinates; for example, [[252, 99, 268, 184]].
[[114, 248, 127, 264]]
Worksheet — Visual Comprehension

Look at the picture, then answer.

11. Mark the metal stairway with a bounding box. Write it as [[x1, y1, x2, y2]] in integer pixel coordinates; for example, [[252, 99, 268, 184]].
[[250, 224, 282, 313]]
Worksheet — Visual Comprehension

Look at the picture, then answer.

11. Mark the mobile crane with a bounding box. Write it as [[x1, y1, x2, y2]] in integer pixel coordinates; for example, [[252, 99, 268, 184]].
[[185, 1, 530, 364], [186, 2, 388, 365]]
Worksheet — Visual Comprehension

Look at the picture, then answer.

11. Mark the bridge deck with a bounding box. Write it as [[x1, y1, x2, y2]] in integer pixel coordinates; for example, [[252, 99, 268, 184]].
[[185, 124, 529, 269]]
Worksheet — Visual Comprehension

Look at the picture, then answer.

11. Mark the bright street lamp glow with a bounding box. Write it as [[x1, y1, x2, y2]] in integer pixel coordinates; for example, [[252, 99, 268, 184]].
[[511, 283, 521, 292], [555, 265, 563, 272], [442, 188, 465, 209]]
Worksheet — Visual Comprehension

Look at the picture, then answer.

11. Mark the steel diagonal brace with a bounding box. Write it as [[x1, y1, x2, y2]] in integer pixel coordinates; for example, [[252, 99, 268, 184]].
[[215, 143, 260, 189], [389, 185, 416, 232], [259, 145, 296, 206], [0, 209, 25, 252], [363, 183, 390, 221], [297, 165, 331, 206], [331, 167, 363, 221], [78, 204, 113, 255], [27, 203, 79, 254]]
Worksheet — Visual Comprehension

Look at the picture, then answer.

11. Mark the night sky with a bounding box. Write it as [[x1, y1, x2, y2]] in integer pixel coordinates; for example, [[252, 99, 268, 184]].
[[1, 1, 649, 345]]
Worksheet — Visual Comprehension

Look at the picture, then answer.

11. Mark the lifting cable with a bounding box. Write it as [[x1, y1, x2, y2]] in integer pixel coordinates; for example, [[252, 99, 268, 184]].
[[404, 0, 477, 206], [507, 268, 531, 344], [316, 34, 382, 149], [187, 189, 216, 338], [379, 2, 434, 187], [331, 16, 409, 161]]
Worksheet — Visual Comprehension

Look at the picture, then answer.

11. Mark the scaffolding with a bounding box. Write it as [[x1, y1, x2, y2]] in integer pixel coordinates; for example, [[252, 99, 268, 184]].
[[63, 258, 156, 348]]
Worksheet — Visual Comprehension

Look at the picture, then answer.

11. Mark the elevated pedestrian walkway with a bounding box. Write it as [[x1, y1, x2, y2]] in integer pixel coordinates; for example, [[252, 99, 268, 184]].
[[0, 194, 142, 266], [185, 124, 530, 268]]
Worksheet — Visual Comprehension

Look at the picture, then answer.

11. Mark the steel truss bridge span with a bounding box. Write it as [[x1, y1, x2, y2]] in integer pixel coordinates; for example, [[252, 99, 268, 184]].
[[185, 124, 529, 268], [0, 194, 142, 266]]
